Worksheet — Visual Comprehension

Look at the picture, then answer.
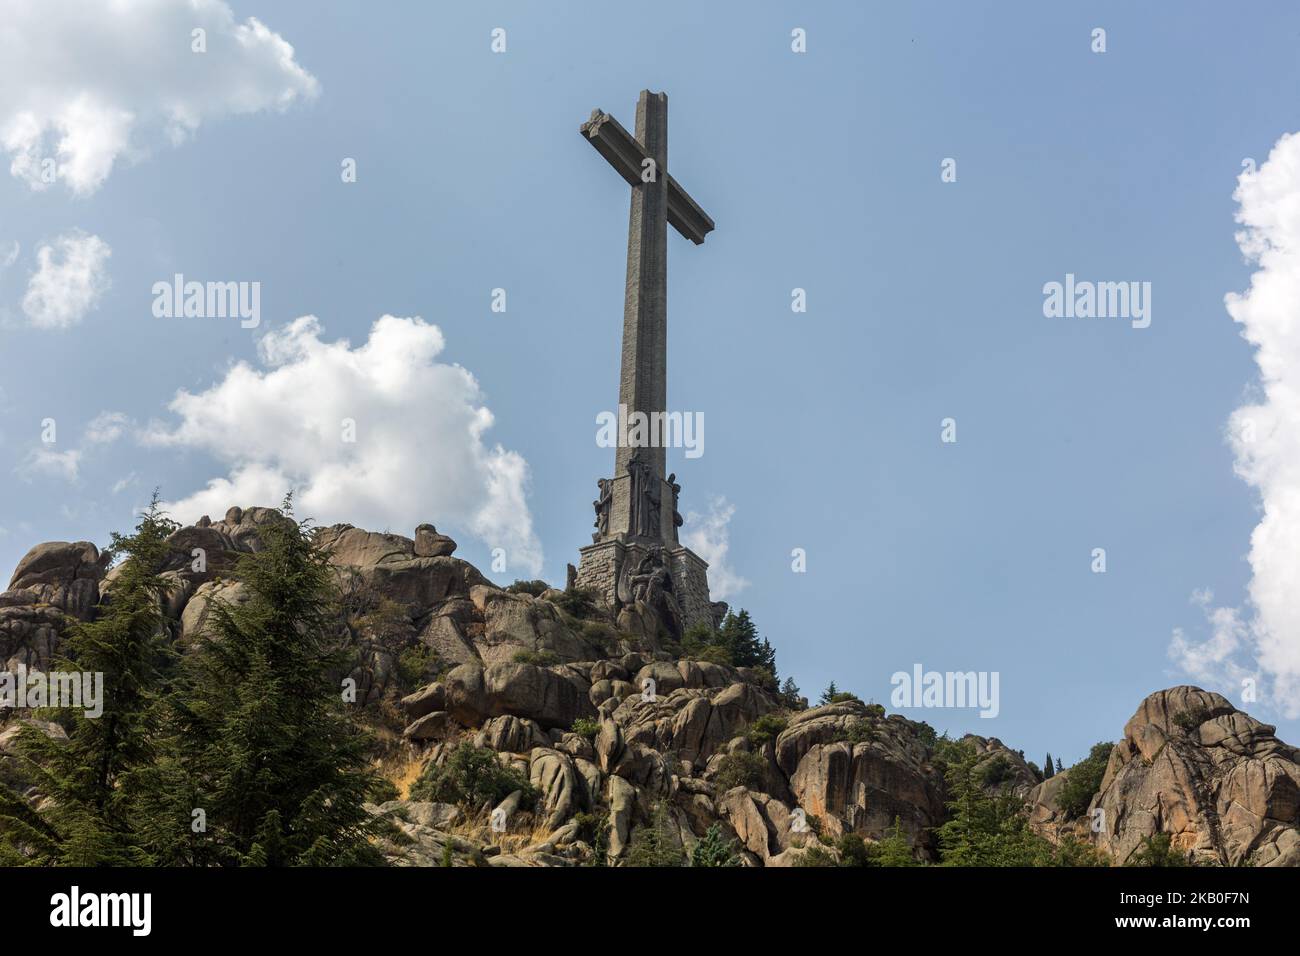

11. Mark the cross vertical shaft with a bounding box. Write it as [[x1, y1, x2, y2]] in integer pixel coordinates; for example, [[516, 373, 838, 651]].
[[617, 90, 669, 484]]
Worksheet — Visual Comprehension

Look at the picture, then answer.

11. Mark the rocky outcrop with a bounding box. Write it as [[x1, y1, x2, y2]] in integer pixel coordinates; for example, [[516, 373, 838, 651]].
[[1, 541, 109, 671], [774, 701, 945, 856], [6, 510, 1300, 869], [1090, 686, 1300, 866]]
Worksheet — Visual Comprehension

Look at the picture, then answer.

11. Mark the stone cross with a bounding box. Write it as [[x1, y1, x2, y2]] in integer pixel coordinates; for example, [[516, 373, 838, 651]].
[[579, 90, 714, 545]]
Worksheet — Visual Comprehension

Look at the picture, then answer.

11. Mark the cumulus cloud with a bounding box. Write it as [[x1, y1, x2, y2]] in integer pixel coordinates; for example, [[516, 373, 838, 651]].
[[84, 411, 130, 444], [0, 0, 318, 195], [21, 447, 81, 482], [21, 231, 111, 329], [15, 410, 130, 483], [1169, 131, 1300, 717], [142, 314, 543, 575], [682, 496, 748, 601]]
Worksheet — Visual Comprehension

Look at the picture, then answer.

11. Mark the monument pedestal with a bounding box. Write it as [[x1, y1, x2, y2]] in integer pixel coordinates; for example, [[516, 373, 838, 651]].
[[576, 536, 714, 635]]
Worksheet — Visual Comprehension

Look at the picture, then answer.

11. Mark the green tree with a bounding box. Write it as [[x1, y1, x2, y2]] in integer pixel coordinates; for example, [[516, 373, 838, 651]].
[[1056, 742, 1113, 818], [409, 743, 535, 809], [719, 610, 763, 668], [935, 745, 1053, 866], [690, 823, 740, 866], [868, 817, 919, 867], [0, 496, 178, 865], [819, 681, 839, 705], [150, 497, 385, 866], [1043, 752, 1054, 780], [1126, 833, 1194, 867], [624, 803, 686, 867], [779, 677, 804, 709]]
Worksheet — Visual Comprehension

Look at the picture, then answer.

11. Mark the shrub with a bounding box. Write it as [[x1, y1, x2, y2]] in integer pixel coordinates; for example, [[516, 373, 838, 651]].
[[579, 620, 616, 654], [409, 744, 536, 810], [571, 717, 600, 740], [395, 643, 439, 691], [1056, 742, 1114, 819], [979, 755, 1015, 789], [1126, 833, 1194, 867], [747, 713, 789, 746], [714, 750, 766, 791], [845, 719, 875, 744], [555, 587, 599, 619], [507, 579, 549, 597], [511, 649, 560, 667], [1172, 708, 1211, 734], [914, 721, 939, 749], [681, 622, 732, 665]]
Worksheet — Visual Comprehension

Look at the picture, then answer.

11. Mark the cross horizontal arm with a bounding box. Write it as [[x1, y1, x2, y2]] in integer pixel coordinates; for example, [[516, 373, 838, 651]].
[[580, 108, 715, 245]]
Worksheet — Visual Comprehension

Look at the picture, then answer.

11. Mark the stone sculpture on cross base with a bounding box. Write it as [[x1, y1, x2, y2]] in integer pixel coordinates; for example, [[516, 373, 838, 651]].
[[573, 90, 719, 638]]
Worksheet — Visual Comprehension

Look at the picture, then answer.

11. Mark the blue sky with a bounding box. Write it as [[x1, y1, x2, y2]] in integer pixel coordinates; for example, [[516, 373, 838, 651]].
[[2, 0, 1299, 766]]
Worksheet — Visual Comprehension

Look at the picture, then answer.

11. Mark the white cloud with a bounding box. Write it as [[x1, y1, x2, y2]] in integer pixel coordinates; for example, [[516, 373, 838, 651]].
[[85, 411, 130, 444], [21, 446, 81, 482], [682, 496, 748, 602], [0, 0, 318, 196], [111, 472, 139, 495], [1, 241, 17, 268], [142, 314, 543, 574], [21, 230, 111, 329], [1170, 130, 1300, 717]]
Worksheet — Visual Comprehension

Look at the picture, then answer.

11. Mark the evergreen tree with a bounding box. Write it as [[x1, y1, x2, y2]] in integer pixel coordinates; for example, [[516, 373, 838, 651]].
[[0, 495, 178, 865], [869, 817, 920, 867], [0, 502, 178, 868], [819, 681, 839, 705], [149, 497, 384, 866], [1056, 757, 1065, 774], [719, 610, 763, 668], [935, 745, 1053, 866], [1043, 752, 1054, 779], [690, 823, 740, 867], [779, 677, 804, 709], [624, 803, 686, 867]]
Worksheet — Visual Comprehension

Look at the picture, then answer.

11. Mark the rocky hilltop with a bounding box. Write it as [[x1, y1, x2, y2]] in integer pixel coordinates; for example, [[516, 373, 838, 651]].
[[3, 506, 1298, 866]]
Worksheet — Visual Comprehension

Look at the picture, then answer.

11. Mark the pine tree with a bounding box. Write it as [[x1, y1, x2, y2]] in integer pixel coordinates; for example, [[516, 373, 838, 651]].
[[819, 681, 839, 705], [1056, 757, 1064, 774], [935, 745, 1053, 866], [719, 610, 763, 668], [624, 803, 686, 867], [780, 677, 803, 709], [869, 816, 920, 867], [150, 497, 384, 866], [0, 495, 177, 865], [690, 823, 740, 867], [1043, 752, 1054, 779]]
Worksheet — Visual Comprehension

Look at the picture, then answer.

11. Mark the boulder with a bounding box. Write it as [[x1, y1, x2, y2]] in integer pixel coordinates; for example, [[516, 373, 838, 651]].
[[414, 524, 457, 558], [1092, 686, 1300, 866], [442, 661, 596, 730], [7, 541, 108, 620]]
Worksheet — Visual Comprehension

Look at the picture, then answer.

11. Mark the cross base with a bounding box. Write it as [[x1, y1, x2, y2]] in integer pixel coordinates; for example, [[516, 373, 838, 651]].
[[575, 537, 717, 636]]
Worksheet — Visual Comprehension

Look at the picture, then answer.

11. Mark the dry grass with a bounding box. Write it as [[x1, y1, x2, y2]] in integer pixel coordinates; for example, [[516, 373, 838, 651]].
[[371, 745, 427, 799]]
